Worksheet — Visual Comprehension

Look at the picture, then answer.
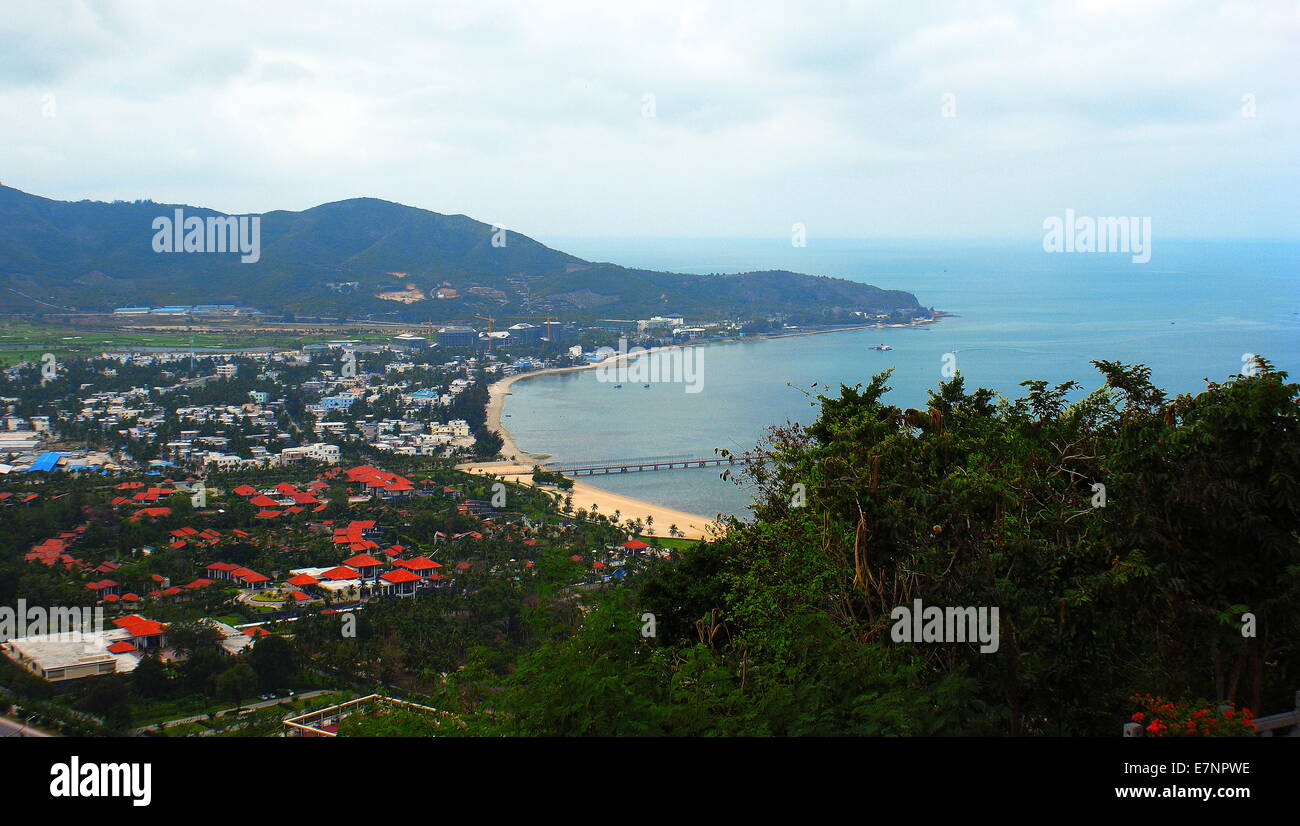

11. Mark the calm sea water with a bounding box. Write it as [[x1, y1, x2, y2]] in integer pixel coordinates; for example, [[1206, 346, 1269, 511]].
[[504, 239, 1300, 519]]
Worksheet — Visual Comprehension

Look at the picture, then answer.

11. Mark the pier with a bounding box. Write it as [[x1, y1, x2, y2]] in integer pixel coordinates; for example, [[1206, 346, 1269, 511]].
[[547, 453, 768, 477]]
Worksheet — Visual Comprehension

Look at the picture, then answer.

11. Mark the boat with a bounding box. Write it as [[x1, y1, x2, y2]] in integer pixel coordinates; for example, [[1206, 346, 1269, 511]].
[[869, 343, 893, 351], [643, 384, 651, 388], [613, 384, 622, 389]]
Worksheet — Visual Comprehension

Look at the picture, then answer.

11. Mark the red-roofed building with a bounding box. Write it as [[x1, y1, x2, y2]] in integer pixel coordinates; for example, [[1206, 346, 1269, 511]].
[[320, 566, 360, 582], [230, 567, 271, 589], [85, 579, 121, 597], [341, 554, 383, 579], [205, 562, 239, 581], [395, 557, 442, 580], [111, 615, 167, 649], [379, 567, 421, 596]]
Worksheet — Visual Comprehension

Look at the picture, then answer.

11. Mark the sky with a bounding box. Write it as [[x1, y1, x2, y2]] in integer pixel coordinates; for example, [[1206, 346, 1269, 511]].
[[1, 0, 1297, 240]]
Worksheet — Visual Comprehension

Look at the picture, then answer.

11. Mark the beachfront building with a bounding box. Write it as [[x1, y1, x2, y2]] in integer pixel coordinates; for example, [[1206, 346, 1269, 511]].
[[593, 319, 639, 335]]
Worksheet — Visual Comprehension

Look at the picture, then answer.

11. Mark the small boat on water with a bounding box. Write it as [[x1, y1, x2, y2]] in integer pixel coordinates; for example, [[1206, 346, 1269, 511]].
[[613, 384, 622, 389], [643, 384, 651, 388], [869, 343, 893, 351]]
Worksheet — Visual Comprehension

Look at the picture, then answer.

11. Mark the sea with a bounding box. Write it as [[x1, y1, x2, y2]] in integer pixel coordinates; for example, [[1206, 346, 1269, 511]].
[[502, 238, 1300, 519]]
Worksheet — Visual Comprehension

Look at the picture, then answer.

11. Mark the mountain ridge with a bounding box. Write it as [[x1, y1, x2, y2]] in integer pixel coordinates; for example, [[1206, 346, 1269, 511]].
[[0, 185, 927, 322]]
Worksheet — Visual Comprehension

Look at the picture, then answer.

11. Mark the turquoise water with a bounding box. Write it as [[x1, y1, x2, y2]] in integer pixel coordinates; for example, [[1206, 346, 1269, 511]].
[[506, 239, 1300, 519]]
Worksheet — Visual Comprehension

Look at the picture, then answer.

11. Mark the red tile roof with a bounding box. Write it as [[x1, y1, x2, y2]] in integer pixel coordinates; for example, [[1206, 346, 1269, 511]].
[[320, 566, 360, 581], [397, 557, 442, 571], [113, 615, 166, 637]]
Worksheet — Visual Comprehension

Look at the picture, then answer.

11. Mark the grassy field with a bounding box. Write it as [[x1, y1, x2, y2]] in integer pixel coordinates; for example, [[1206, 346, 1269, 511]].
[[644, 536, 702, 550], [0, 319, 403, 365]]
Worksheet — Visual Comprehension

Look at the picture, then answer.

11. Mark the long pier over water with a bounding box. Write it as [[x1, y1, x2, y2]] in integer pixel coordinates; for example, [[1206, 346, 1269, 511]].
[[547, 453, 768, 476]]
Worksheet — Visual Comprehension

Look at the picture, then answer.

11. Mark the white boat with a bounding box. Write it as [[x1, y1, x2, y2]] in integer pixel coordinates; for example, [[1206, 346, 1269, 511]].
[[869, 343, 893, 351]]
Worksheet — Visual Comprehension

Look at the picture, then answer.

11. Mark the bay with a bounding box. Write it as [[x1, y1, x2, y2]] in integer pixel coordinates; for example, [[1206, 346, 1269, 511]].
[[504, 239, 1300, 519]]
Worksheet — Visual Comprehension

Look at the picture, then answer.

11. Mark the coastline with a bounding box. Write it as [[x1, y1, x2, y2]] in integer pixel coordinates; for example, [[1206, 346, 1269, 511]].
[[458, 362, 727, 540], [458, 317, 943, 539]]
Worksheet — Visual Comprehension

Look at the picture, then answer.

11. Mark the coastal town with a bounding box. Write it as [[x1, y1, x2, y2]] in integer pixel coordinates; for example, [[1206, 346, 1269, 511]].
[[0, 307, 939, 736]]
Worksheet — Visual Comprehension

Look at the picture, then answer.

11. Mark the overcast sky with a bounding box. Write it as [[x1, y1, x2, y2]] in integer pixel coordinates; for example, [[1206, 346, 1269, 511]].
[[2, 0, 1297, 240]]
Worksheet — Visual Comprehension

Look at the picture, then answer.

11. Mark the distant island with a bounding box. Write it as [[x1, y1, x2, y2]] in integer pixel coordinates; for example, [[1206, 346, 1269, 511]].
[[0, 185, 932, 325]]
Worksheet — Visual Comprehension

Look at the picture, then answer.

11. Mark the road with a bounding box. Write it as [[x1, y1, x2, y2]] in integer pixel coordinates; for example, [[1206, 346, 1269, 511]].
[[0, 715, 53, 737], [132, 689, 334, 734]]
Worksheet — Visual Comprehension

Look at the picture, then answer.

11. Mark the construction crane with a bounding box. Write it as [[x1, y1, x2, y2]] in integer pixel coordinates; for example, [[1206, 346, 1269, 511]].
[[473, 314, 496, 350]]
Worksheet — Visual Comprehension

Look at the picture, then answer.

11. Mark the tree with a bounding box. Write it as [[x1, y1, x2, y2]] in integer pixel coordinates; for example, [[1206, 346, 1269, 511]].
[[78, 676, 133, 728], [490, 361, 1300, 736], [132, 655, 171, 699], [213, 662, 258, 709], [248, 636, 296, 691]]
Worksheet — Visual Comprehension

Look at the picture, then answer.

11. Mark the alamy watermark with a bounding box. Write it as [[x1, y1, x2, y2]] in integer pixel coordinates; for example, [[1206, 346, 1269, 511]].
[[594, 338, 704, 393], [50, 757, 151, 807], [1042, 209, 1151, 264], [152, 208, 261, 263], [890, 598, 1000, 653], [0, 600, 106, 653]]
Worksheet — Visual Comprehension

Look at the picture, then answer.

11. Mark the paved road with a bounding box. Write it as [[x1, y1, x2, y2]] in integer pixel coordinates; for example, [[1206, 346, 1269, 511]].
[[133, 689, 334, 734], [0, 715, 53, 737]]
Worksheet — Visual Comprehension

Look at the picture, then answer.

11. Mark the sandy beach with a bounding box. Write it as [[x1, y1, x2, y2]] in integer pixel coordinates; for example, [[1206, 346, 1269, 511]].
[[458, 319, 941, 540], [458, 360, 725, 539]]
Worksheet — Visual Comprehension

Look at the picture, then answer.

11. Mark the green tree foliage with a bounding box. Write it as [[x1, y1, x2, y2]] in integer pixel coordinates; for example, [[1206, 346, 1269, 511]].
[[248, 636, 296, 691], [497, 361, 1300, 735], [213, 662, 259, 708]]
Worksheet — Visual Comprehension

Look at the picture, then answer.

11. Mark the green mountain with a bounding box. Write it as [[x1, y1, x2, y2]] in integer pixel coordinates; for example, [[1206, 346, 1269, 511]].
[[0, 185, 925, 321]]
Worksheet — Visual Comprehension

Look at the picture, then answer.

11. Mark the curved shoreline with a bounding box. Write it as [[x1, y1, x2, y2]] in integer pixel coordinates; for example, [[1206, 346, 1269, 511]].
[[460, 318, 942, 539]]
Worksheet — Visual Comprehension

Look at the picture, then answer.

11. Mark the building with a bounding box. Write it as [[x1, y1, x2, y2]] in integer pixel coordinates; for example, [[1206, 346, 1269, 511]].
[[594, 319, 640, 334], [390, 333, 429, 350], [506, 322, 542, 343], [2, 615, 167, 682], [436, 325, 478, 348], [639, 316, 685, 333], [319, 395, 358, 411], [215, 363, 238, 379], [279, 443, 341, 465]]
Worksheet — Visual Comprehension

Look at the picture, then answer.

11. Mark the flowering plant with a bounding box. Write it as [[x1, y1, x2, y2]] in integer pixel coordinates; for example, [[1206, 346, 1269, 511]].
[[1130, 693, 1255, 737]]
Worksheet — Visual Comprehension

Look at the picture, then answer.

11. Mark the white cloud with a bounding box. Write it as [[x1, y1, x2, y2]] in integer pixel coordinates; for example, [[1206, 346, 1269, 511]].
[[0, 0, 1295, 238]]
